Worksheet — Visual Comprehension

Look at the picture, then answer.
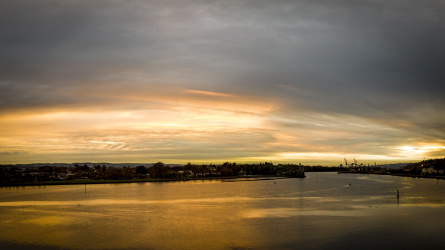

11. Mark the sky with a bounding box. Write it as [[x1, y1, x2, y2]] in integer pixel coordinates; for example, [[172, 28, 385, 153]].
[[1, 0, 445, 165]]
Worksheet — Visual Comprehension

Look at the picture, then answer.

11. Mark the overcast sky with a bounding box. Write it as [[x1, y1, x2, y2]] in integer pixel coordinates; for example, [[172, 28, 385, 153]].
[[1, 0, 444, 165]]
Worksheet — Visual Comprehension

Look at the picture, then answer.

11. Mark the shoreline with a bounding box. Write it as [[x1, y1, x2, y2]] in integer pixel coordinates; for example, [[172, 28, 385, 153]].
[[0, 175, 305, 187], [338, 171, 445, 180]]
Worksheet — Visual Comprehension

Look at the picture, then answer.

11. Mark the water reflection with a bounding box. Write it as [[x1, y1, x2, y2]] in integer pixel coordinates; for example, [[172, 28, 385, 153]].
[[1, 173, 445, 249], [244, 207, 372, 218]]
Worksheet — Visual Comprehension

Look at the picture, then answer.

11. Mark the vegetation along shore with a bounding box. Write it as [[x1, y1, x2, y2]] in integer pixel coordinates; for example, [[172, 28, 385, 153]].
[[0, 162, 307, 187]]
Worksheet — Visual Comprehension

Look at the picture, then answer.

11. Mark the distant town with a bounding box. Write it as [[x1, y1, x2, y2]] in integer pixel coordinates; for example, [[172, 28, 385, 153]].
[[339, 158, 445, 177], [1, 158, 444, 186]]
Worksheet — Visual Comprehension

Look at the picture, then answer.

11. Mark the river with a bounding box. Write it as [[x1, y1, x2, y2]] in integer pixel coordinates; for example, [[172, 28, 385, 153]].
[[1, 172, 444, 249]]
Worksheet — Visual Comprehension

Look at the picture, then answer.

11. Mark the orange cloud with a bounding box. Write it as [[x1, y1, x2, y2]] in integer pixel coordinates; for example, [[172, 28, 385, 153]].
[[185, 89, 234, 97]]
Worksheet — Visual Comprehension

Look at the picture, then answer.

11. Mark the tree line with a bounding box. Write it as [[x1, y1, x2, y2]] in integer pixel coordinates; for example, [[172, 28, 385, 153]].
[[0, 162, 332, 184]]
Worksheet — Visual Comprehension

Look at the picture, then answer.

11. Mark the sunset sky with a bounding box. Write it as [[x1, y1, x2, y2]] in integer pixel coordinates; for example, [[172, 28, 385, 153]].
[[1, 0, 444, 165]]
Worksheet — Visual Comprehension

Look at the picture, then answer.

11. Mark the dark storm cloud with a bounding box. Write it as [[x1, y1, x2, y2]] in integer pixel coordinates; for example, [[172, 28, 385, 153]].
[[1, 0, 444, 128], [0, 0, 187, 110]]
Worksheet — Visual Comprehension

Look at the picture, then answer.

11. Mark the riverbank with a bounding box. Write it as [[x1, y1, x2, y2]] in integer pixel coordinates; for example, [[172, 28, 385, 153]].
[[338, 171, 445, 180], [0, 175, 302, 187]]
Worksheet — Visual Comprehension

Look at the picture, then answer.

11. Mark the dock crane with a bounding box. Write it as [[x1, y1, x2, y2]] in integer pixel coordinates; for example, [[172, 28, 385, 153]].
[[344, 158, 361, 168]]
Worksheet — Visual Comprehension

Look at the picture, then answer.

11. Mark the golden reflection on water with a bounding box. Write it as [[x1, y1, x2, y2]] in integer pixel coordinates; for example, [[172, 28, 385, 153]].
[[243, 207, 371, 218], [0, 197, 257, 207], [1, 173, 445, 249]]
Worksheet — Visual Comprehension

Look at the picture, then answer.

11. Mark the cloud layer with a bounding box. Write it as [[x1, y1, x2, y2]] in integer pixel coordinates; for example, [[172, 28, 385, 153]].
[[1, 0, 444, 164]]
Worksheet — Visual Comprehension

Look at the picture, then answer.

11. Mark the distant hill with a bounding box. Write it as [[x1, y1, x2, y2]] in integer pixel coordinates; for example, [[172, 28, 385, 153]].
[[406, 158, 445, 170]]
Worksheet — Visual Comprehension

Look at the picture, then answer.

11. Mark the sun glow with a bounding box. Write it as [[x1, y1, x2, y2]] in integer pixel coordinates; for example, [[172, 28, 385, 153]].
[[1, 98, 443, 164], [397, 145, 445, 157]]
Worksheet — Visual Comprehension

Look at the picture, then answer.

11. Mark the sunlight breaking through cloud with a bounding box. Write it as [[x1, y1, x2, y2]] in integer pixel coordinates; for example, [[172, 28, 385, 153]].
[[1, 0, 444, 164]]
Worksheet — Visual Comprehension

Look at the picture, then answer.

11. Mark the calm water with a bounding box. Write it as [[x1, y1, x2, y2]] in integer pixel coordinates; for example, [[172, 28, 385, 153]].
[[1, 172, 444, 249]]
